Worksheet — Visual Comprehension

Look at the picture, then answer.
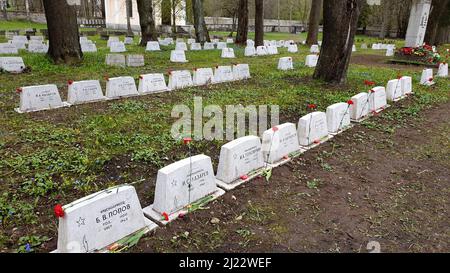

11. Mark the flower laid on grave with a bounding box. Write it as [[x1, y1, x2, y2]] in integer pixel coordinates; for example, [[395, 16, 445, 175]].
[[364, 80, 375, 86], [347, 100, 354, 105], [54, 204, 65, 218], [394, 44, 443, 65], [183, 137, 192, 145]]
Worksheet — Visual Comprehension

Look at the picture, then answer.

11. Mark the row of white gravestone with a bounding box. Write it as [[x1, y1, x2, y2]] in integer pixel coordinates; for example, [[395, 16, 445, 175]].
[[277, 54, 319, 71], [106, 54, 145, 67], [14, 64, 251, 113], [53, 74, 417, 253], [420, 64, 448, 85], [371, 43, 396, 50], [80, 37, 98, 53]]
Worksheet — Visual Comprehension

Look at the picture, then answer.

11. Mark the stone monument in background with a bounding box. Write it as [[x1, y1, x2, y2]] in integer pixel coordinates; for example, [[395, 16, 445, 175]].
[[405, 0, 432, 47]]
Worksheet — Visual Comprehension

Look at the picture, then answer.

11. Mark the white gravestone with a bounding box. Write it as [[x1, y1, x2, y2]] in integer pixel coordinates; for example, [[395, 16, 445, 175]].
[[146, 41, 161, 51], [190, 43, 202, 50], [216, 136, 265, 190], [226, 38, 234, 44], [244, 46, 256, 57], [81, 42, 97, 53], [55, 185, 156, 253], [386, 79, 404, 101], [326, 103, 351, 134], [168, 70, 194, 90], [297, 112, 330, 147], [361, 43, 368, 49], [110, 42, 126, 53], [267, 45, 278, 55], [221, 48, 235, 58], [143, 154, 225, 224], [247, 40, 255, 47], [105, 77, 139, 99], [386, 48, 394, 57], [372, 43, 381, 50], [138, 73, 170, 94], [256, 46, 268, 56], [28, 42, 48, 53], [30, 36, 44, 42], [400, 76, 413, 95], [106, 54, 126, 67], [124, 37, 134, 45], [288, 44, 298, 53], [214, 66, 234, 83], [187, 38, 196, 44], [203, 42, 215, 50], [352, 45, 357, 52], [0, 57, 25, 73], [176, 38, 185, 43], [261, 123, 301, 165], [175, 42, 188, 51], [170, 50, 188, 63], [126, 54, 145, 67], [305, 55, 319, 67], [277, 40, 285, 47], [437, 63, 448, 77], [193, 68, 215, 86], [0, 43, 18, 54], [9, 40, 26, 50], [310, 45, 320, 53], [216, 42, 227, 50], [107, 37, 119, 47], [80, 37, 89, 43], [405, 0, 432, 47], [67, 80, 106, 105], [350, 92, 370, 122], [420, 68, 434, 85], [233, 64, 251, 80], [15, 84, 67, 113], [13, 35, 28, 44], [368, 87, 388, 113], [278, 57, 294, 71]]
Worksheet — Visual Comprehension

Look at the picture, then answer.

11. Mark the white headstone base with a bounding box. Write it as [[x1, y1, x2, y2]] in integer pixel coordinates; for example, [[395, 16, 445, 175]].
[[299, 134, 334, 151], [215, 167, 266, 191], [143, 188, 225, 225]]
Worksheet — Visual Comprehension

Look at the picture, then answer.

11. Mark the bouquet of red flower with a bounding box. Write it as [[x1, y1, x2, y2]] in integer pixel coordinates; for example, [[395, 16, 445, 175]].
[[396, 44, 443, 65]]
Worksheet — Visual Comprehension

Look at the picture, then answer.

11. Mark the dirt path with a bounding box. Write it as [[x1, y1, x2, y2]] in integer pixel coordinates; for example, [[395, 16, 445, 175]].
[[134, 100, 450, 253]]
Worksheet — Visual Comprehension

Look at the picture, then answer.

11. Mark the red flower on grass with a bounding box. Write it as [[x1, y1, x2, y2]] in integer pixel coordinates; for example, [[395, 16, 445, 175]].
[[428, 77, 434, 82], [364, 80, 375, 86], [54, 204, 65, 218], [307, 103, 317, 110], [16, 88, 22, 94]]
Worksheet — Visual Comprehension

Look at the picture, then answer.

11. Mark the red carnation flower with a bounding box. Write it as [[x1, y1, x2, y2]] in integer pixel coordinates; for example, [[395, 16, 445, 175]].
[[139, 75, 143, 80], [54, 204, 65, 218], [162, 212, 169, 221], [307, 103, 317, 109], [347, 100, 354, 105], [428, 77, 433, 82], [240, 175, 248, 180], [16, 88, 22, 94], [272, 126, 279, 132], [67, 80, 74, 85], [183, 137, 192, 145]]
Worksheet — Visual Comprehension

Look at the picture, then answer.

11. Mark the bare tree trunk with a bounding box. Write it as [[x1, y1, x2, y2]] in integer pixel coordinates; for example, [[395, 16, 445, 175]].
[[313, 0, 362, 84], [43, 0, 82, 64], [379, 0, 390, 39], [172, 0, 177, 33], [137, 0, 157, 46], [235, 0, 249, 45], [255, 0, 264, 46], [229, 11, 237, 37], [2, 0, 8, 20], [126, 0, 133, 35], [425, 0, 450, 45], [101, 0, 106, 19], [306, 0, 322, 45], [192, 0, 209, 43]]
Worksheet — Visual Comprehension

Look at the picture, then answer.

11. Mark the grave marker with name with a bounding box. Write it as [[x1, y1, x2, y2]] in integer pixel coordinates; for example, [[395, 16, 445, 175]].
[[106, 54, 126, 67], [221, 48, 235, 58], [310, 44, 320, 53], [288, 44, 298, 53], [305, 55, 319, 67], [193, 68, 215, 86], [420, 68, 434, 85], [214, 66, 234, 83], [126, 54, 145, 67], [297, 112, 330, 147], [326, 103, 351, 134], [190, 43, 202, 50], [261, 123, 301, 164], [203, 42, 215, 50], [28, 42, 48, 53], [233, 64, 251, 80], [110, 42, 126, 53], [175, 42, 188, 51], [146, 41, 161, 51], [368, 87, 388, 112], [55, 185, 156, 253], [67, 80, 106, 105], [216, 42, 227, 50], [170, 50, 188, 63], [245, 46, 256, 56], [400, 76, 413, 95], [256, 46, 268, 56], [0, 57, 25, 73], [0, 43, 18, 54], [15, 84, 67, 113], [105, 77, 139, 99], [278, 57, 294, 71], [386, 79, 403, 101], [349, 92, 369, 121], [437, 63, 448, 77], [138, 73, 170, 94], [168, 70, 194, 89], [143, 154, 225, 223]]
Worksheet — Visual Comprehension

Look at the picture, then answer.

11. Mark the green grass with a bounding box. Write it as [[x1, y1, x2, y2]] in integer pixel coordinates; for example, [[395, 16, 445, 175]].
[[0, 25, 449, 252], [0, 19, 48, 31]]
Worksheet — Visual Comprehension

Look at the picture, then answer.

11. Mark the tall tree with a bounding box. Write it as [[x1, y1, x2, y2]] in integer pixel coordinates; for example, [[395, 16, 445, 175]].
[[137, 0, 157, 46], [424, 0, 450, 45], [379, 0, 391, 39], [313, 0, 362, 84], [192, 0, 209, 43], [1, 0, 7, 20], [126, 0, 133, 35], [306, 0, 322, 45], [235, 0, 249, 45], [43, 0, 82, 64], [254, 0, 264, 46]]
